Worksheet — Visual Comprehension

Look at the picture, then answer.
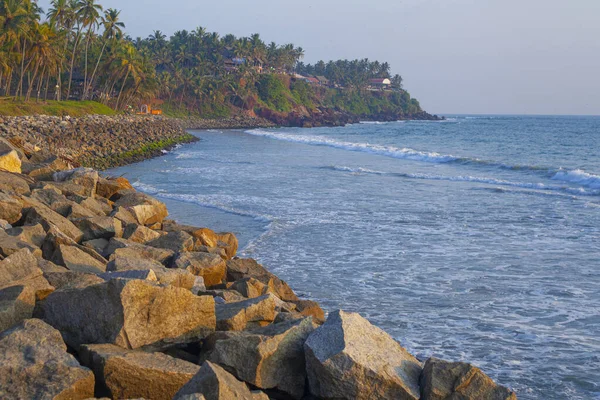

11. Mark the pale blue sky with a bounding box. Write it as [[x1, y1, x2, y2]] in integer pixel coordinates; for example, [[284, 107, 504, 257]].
[[39, 0, 600, 115]]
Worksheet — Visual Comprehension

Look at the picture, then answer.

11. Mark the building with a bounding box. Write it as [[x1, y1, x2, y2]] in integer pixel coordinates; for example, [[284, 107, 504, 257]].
[[316, 76, 330, 86], [305, 77, 320, 85], [368, 78, 392, 88]]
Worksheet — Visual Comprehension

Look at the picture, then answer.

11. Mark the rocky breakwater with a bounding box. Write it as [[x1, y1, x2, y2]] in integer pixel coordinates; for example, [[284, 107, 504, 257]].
[[0, 137, 518, 400], [0, 114, 198, 170]]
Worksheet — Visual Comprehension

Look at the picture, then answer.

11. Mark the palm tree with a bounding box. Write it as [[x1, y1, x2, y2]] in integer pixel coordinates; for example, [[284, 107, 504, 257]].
[[114, 41, 142, 110], [83, 7, 123, 99], [77, 0, 102, 99]]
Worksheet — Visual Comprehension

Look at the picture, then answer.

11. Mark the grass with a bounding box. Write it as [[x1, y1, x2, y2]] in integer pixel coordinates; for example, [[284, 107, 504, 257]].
[[0, 98, 116, 117]]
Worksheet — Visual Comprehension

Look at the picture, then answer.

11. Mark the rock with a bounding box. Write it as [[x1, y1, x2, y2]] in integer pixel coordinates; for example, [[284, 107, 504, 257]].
[[28, 157, 73, 181], [0, 285, 35, 332], [0, 249, 54, 300], [420, 357, 517, 400], [216, 232, 238, 259], [291, 299, 325, 323], [78, 196, 113, 216], [226, 258, 298, 302], [40, 278, 216, 349], [108, 248, 197, 289], [229, 277, 268, 299], [174, 361, 262, 400], [23, 197, 84, 242], [198, 289, 246, 304], [105, 237, 175, 264], [5, 223, 46, 247], [100, 269, 158, 282], [216, 295, 276, 331], [195, 245, 228, 259], [0, 150, 22, 173], [0, 229, 42, 258], [110, 206, 139, 224], [82, 238, 110, 254], [0, 137, 26, 160], [147, 230, 195, 253], [206, 317, 316, 399], [193, 227, 219, 248], [0, 219, 10, 229], [113, 191, 168, 226], [52, 244, 108, 274], [72, 216, 123, 241], [44, 271, 105, 290], [123, 223, 162, 243], [304, 310, 422, 400], [0, 190, 23, 224], [174, 252, 226, 287], [96, 176, 133, 199], [0, 319, 95, 399], [80, 343, 200, 400], [0, 171, 30, 195], [53, 167, 99, 197]]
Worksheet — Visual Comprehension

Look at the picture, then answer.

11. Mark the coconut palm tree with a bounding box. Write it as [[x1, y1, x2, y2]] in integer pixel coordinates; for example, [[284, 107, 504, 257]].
[[76, 0, 102, 98], [83, 7, 123, 99]]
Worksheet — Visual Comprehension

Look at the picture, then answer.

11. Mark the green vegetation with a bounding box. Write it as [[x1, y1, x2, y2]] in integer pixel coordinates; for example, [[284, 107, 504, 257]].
[[0, 0, 428, 120], [0, 97, 114, 116]]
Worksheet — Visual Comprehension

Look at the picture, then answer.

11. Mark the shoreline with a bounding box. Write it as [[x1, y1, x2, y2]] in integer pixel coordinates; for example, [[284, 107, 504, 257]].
[[0, 117, 517, 399]]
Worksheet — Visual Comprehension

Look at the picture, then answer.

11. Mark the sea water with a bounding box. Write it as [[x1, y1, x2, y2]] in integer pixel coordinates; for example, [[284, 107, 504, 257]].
[[110, 116, 600, 399]]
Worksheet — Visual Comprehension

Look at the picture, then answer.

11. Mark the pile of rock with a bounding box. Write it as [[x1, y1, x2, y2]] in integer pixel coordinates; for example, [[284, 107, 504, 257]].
[[0, 115, 197, 170], [0, 138, 517, 399]]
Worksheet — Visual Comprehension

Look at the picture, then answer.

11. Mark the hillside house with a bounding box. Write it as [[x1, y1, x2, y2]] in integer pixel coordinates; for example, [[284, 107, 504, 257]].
[[369, 78, 392, 89]]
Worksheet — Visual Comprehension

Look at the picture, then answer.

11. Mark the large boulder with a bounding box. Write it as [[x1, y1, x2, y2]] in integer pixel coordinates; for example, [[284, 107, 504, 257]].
[[80, 343, 200, 400], [206, 317, 316, 399], [216, 294, 276, 331], [53, 168, 99, 197], [72, 216, 123, 241], [174, 361, 267, 400], [96, 176, 133, 199], [226, 258, 298, 302], [23, 197, 84, 242], [39, 278, 216, 349], [122, 223, 162, 243], [44, 271, 105, 290], [105, 237, 175, 264], [0, 190, 23, 224], [291, 299, 325, 323], [147, 230, 195, 252], [174, 252, 226, 287], [0, 285, 35, 332], [52, 244, 108, 274], [0, 249, 54, 300], [108, 248, 198, 290], [5, 223, 47, 247], [0, 149, 22, 173], [0, 319, 95, 399], [304, 310, 422, 400], [0, 171, 31, 195], [420, 357, 517, 400], [0, 229, 42, 258], [216, 232, 238, 259], [113, 191, 168, 226]]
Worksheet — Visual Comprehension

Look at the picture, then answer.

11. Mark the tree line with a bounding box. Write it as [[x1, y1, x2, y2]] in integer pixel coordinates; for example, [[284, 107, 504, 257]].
[[0, 0, 408, 114]]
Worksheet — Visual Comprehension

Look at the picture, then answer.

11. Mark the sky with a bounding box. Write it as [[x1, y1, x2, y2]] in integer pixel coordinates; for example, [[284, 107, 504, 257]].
[[38, 0, 600, 115]]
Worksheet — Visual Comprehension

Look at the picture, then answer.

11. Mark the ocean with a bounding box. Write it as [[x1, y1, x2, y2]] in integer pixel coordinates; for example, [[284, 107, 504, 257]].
[[110, 115, 600, 400]]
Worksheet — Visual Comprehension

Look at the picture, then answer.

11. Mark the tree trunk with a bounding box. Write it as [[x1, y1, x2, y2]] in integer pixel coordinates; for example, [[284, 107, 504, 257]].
[[115, 68, 131, 110], [85, 39, 107, 100], [67, 30, 83, 100], [16, 38, 27, 99]]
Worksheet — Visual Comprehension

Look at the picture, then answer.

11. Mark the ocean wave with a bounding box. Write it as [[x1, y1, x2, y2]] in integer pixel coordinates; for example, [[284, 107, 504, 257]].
[[132, 181, 163, 195], [551, 169, 600, 189], [245, 129, 460, 163], [322, 165, 600, 196]]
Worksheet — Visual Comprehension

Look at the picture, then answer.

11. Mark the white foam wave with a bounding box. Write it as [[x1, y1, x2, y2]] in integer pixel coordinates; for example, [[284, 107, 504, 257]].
[[132, 181, 163, 195], [245, 129, 459, 163], [359, 121, 387, 125], [323, 165, 600, 196], [551, 169, 600, 189], [156, 193, 274, 223]]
